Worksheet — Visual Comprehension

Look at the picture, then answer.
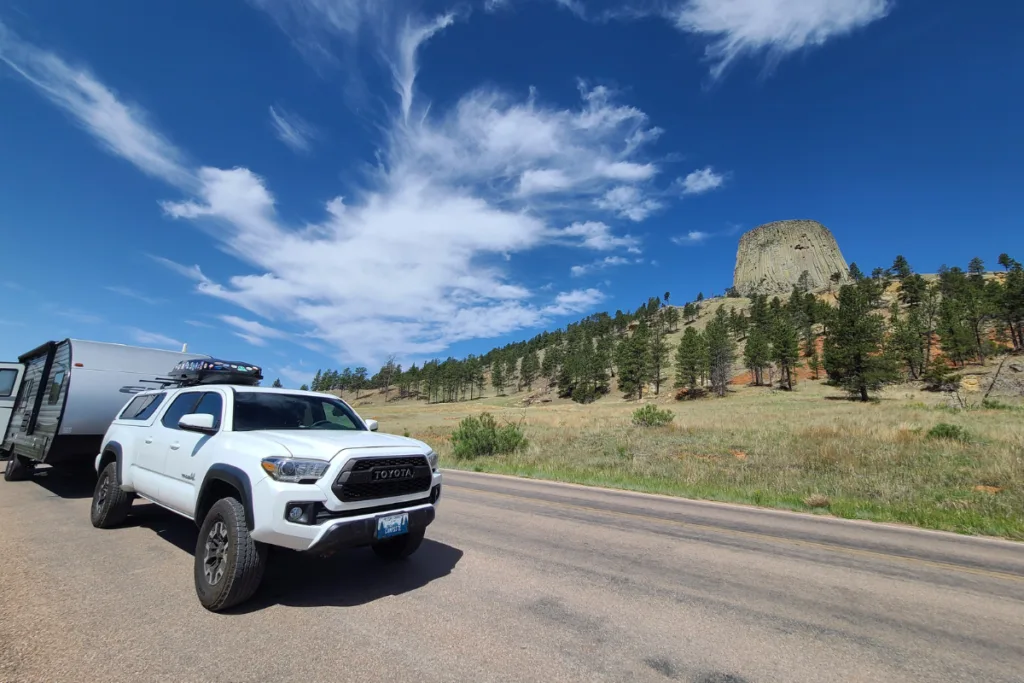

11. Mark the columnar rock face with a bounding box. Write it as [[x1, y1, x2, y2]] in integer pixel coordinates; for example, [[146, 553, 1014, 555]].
[[733, 220, 850, 297]]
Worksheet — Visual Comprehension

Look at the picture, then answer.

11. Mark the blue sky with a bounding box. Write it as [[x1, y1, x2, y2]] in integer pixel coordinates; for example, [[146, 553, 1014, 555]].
[[1, 0, 1021, 387]]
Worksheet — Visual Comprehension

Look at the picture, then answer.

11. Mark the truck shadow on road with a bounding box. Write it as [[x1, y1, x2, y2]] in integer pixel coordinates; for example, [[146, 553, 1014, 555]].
[[125, 502, 464, 612]]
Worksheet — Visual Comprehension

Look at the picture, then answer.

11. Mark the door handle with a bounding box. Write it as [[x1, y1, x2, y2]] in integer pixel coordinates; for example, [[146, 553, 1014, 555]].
[[170, 442, 180, 450], [145, 437, 154, 444]]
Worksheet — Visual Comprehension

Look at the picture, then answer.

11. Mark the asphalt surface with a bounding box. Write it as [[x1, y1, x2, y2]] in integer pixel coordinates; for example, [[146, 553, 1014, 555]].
[[2, 466, 1023, 683]]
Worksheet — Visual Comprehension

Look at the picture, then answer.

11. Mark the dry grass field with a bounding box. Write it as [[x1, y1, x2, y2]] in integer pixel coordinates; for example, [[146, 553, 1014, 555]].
[[347, 374, 1024, 540]]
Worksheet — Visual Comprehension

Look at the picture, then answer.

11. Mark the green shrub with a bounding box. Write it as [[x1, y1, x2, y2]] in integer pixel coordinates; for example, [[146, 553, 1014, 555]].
[[927, 423, 970, 442], [981, 398, 1016, 411], [631, 404, 675, 427], [450, 412, 528, 460]]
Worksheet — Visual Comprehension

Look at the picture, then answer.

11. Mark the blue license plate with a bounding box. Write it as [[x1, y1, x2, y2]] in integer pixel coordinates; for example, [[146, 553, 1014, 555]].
[[376, 513, 409, 539]]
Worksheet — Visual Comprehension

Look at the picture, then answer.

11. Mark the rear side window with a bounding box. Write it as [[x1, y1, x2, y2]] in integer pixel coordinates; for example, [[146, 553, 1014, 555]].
[[160, 393, 203, 430], [0, 369, 17, 398], [119, 393, 166, 421]]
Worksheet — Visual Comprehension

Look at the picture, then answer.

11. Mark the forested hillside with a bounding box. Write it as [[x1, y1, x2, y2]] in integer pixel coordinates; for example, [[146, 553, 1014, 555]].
[[299, 253, 1024, 404]]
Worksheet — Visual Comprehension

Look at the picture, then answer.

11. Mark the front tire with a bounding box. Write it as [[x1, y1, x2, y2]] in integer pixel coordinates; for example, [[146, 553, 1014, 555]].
[[371, 527, 425, 561], [194, 497, 267, 612], [90, 462, 132, 528], [4, 453, 34, 482]]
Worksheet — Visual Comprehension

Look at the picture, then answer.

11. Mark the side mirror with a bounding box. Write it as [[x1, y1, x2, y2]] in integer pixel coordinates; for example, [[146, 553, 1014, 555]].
[[179, 413, 217, 433], [365, 418, 379, 432]]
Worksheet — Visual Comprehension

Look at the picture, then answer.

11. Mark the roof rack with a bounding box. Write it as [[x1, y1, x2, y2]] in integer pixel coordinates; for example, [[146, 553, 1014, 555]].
[[149, 358, 264, 388]]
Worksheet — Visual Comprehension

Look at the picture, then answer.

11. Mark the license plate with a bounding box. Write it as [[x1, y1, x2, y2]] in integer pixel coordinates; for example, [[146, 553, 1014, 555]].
[[372, 466, 414, 481], [376, 513, 409, 539]]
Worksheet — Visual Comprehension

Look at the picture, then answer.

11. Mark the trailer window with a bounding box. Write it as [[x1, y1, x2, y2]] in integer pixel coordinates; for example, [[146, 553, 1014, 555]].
[[119, 393, 166, 421], [47, 368, 66, 405], [0, 369, 17, 398]]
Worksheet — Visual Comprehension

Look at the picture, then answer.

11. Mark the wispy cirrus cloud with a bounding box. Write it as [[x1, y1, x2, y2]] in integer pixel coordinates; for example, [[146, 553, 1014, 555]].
[[105, 286, 165, 305], [668, 0, 893, 79], [125, 327, 182, 349], [269, 105, 317, 153], [220, 315, 290, 347], [0, 21, 192, 188], [5, 4, 679, 366]]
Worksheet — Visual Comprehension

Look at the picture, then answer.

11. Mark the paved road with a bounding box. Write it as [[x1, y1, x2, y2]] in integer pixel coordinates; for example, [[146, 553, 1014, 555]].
[[2, 466, 1023, 683]]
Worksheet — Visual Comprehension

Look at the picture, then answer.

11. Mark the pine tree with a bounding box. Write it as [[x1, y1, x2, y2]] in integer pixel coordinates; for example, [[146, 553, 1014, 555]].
[[674, 327, 703, 392], [520, 350, 540, 390], [272, 378, 283, 388], [299, 383, 309, 391], [649, 314, 670, 396], [491, 358, 506, 395], [743, 328, 768, 386], [771, 313, 801, 390], [705, 307, 735, 397], [823, 281, 899, 401], [312, 369, 323, 392], [683, 302, 697, 323], [615, 318, 651, 399], [891, 255, 912, 280], [808, 350, 821, 380]]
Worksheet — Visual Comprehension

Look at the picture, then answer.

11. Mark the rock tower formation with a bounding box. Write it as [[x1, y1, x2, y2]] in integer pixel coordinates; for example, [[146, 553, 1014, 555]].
[[733, 220, 850, 297]]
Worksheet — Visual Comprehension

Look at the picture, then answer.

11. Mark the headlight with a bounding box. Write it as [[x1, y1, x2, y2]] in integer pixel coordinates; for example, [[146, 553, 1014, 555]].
[[260, 456, 329, 483], [426, 449, 439, 470]]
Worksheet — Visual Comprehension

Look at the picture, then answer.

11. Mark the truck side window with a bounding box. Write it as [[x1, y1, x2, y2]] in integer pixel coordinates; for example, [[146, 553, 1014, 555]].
[[0, 369, 17, 398], [119, 393, 166, 420], [192, 392, 224, 430], [160, 393, 202, 430]]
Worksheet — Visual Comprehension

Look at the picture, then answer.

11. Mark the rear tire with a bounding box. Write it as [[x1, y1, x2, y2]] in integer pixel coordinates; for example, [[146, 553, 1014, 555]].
[[371, 527, 425, 561], [3, 453, 33, 482], [90, 462, 132, 528], [194, 497, 267, 612]]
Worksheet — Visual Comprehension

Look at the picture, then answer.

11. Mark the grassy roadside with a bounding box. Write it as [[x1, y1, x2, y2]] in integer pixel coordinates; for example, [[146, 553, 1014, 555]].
[[373, 382, 1024, 540]]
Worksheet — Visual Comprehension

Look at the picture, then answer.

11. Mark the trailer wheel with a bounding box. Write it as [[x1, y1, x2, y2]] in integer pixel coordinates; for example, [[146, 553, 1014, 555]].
[[90, 461, 132, 528], [194, 497, 267, 612], [3, 454, 33, 482]]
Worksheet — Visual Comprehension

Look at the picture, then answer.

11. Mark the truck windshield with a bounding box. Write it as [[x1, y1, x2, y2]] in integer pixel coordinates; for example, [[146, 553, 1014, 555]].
[[232, 392, 366, 432]]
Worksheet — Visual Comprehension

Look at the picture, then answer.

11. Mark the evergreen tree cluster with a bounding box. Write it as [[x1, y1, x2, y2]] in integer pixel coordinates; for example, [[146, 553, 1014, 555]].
[[302, 252, 1023, 405]]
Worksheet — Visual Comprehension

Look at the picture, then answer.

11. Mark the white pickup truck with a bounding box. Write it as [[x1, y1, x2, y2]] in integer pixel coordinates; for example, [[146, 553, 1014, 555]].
[[90, 359, 442, 612]]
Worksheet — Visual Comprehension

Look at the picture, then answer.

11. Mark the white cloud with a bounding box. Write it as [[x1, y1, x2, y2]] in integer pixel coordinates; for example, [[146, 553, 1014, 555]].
[[269, 105, 316, 153], [0, 21, 192, 188], [544, 288, 605, 315], [670, 0, 892, 79], [671, 230, 710, 245], [595, 185, 663, 221], [126, 327, 182, 349], [570, 255, 632, 277], [54, 309, 103, 325], [185, 319, 214, 328], [220, 315, 290, 347], [7, 5, 687, 366], [275, 365, 313, 387], [556, 221, 640, 253], [678, 167, 725, 195], [105, 286, 165, 305]]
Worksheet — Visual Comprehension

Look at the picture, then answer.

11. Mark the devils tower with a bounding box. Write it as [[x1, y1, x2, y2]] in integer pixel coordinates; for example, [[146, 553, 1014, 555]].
[[733, 220, 850, 297]]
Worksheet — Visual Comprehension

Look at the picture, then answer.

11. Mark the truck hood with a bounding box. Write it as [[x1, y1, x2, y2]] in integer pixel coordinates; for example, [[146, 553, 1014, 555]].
[[250, 429, 431, 460]]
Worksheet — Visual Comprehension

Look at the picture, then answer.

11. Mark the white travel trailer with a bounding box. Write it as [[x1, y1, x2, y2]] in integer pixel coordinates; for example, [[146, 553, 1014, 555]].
[[2, 339, 209, 481]]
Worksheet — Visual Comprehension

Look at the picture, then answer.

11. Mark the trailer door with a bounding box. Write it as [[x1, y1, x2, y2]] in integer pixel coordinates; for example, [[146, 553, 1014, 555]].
[[0, 363, 25, 440]]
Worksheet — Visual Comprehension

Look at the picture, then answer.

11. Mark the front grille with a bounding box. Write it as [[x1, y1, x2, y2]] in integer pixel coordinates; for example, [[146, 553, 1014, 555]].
[[333, 455, 432, 502]]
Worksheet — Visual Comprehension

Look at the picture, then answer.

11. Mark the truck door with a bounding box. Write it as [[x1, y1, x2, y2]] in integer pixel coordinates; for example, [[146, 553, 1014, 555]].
[[0, 363, 25, 441]]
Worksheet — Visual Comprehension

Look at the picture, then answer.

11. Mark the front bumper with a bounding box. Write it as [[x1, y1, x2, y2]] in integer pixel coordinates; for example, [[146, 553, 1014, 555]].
[[250, 469, 442, 551], [304, 503, 435, 555]]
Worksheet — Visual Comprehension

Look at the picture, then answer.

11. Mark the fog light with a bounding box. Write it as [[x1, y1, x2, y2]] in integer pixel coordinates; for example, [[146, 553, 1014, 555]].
[[287, 506, 304, 522]]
